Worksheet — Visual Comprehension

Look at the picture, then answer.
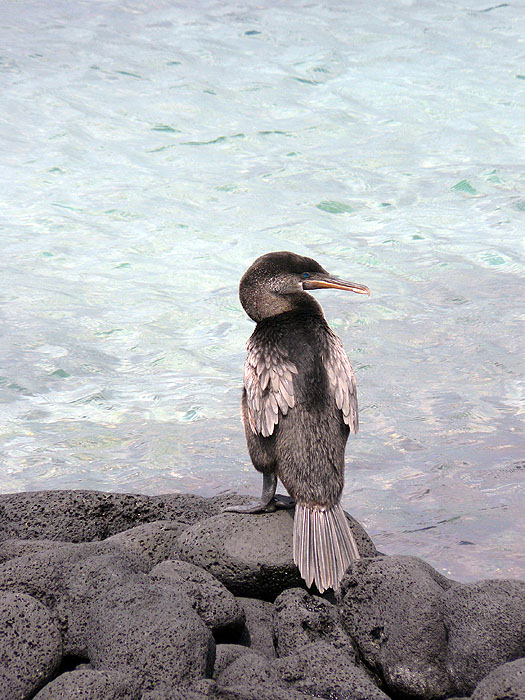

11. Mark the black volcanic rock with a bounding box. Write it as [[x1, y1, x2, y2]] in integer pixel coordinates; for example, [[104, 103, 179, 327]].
[[236, 597, 277, 657], [0, 490, 220, 542], [471, 657, 525, 700], [274, 587, 353, 657], [214, 650, 314, 699], [216, 650, 282, 689], [0, 592, 62, 700], [176, 510, 302, 599], [32, 668, 142, 700], [1, 489, 524, 700], [213, 645, 253, 680], [0, 538, 69, 564], [339, 554, 454, 699], [274, 640, 390, 700], [62, 549, 150, 655], [87, 582, 215, 690], [0, 541, 150, 656], [443, 579, 525, 695], [149, 559, 245, 635], [217, 685, 315, 700], [103, 520, 188, 568], [176, 508, 375, 600]]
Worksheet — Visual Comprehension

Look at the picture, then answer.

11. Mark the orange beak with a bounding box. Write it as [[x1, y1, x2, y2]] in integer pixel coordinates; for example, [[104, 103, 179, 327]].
[[303, 276, 370, 296]]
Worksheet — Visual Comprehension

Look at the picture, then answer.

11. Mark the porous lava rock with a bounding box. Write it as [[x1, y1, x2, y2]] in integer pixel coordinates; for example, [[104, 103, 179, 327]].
[[61, 549, 150, 655], [443, 579, 525, 695], [213, 645, 253, 680], [0, 541, 150, 656], [149, 559, 245, 635], [274, 587, 353, 657], [214, 651, 313, 699], [215, 650, 282, 689], [339, 554, 454, 699], [216, 649, 318, 700], [103, 520, 188, 568], [140, 692, 209, 700], [177, 508, 375, 600], [236, 597, 277, 657], [1, 489, 524, 700], [217, 686, 317, 700], [0, 490, 221, 542], [176, 510, 301, 599], [87, 581, 215, 691], [32, 668, 142, 700], [140, 682, 217, 700], [0, 538, 69, 564], [274, 640, 390, 700], [471, 657, 525, 700], [0, 591, 62, 700]]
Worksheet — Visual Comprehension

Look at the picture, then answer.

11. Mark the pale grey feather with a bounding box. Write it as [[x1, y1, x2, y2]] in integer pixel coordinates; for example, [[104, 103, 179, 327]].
[[244, 336, 297, 438], [323, 329, 359, 434], [293, 503, 360, 593]]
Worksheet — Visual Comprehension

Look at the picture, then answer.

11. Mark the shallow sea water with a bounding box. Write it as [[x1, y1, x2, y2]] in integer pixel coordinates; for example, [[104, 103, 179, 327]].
[[1, 0, 524, 582]]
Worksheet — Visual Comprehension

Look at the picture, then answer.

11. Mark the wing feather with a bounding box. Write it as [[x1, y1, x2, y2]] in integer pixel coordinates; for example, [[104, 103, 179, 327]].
[[244, 335, 297, 437], [324, 330, 359, 434]]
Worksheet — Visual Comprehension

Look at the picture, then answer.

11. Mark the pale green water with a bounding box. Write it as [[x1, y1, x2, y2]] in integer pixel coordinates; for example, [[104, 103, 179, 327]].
[[1, 0, 523, 581]]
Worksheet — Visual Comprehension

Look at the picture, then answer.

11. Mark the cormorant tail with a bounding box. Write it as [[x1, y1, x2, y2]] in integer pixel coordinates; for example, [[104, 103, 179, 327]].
[[293, 503, 360, 593]]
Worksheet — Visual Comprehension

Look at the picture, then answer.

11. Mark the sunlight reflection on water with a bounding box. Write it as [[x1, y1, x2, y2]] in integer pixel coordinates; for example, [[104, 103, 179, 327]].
[[0, 0, 523, 581]]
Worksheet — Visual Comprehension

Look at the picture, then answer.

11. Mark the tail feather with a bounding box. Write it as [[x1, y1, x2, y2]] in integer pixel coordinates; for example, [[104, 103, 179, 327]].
[[293, 503, 360, 593]]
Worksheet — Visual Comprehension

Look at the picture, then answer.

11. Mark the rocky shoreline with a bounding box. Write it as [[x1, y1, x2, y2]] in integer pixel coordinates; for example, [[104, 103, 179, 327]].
[[0, 489, 523, 700]]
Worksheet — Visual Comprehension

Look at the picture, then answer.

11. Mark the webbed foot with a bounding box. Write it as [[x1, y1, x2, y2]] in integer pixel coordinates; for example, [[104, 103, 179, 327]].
[[223, 472, 278, 514], [273, 494, 295, 509], [224, 499, 278, 514]]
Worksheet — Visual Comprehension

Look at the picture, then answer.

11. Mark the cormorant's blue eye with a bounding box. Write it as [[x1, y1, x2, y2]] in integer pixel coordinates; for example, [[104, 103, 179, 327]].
[[302, 272, 310, 278]]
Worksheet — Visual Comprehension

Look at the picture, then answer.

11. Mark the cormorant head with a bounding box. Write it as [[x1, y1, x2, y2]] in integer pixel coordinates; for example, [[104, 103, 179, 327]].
[[239, 251, 370, 322]]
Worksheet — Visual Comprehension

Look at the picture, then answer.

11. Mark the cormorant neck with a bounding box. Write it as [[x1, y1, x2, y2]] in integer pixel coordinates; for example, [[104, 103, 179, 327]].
[[240, 288, 325, 323]]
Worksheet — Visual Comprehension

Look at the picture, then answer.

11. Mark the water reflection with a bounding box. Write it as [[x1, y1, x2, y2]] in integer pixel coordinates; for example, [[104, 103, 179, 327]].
[[0, 0, 523, 582]]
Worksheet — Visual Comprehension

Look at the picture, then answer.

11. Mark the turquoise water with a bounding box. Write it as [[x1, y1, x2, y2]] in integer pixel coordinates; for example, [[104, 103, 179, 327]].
[[1, 0, 523, 582]]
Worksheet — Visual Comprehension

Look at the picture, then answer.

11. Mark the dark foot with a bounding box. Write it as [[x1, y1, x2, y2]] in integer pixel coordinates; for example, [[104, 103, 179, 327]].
[[223, 499, 277, 514], [223, 472, 278, 514], [274, 494, 295, 509]]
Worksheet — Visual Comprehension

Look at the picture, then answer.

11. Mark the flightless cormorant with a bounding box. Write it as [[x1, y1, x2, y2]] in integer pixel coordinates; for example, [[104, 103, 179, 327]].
[[226, 251, 370, 593]]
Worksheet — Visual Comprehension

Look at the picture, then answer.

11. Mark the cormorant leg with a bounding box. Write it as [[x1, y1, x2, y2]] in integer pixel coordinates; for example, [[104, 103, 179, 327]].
[[224, 472, 278, 513]]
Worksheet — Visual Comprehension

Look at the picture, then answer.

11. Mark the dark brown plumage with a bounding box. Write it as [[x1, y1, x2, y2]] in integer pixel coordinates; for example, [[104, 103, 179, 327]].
[[226, 251, 370, 593]]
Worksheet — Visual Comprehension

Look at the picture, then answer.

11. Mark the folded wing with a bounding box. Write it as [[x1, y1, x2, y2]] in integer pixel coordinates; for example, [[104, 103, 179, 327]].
[[322, 329, 359, 434], [244, 336, 297, 437]]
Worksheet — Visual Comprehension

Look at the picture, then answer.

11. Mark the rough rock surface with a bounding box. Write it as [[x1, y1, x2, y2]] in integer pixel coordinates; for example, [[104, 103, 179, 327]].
[[471, 657, 525, 700], [339, 554, 454, 699], [149, 559, 245, 635], [214, 650, 320, 699], [141, 690, 212, 700], [177, 510, 302, 599], [0, 537, 69, 564], [0, 490, 222, 542], [217, 686, 317, 700], [87, 581, 215, 690], [236, 597, 277, 657], [0, 489, 523, 700], [177, 509, 375, 600], [32, 668, 142, 700], [443, 579, 525, 695], [103, 520, 188, 568], [275, 640, 390, 700], [0, 592, 62, 700], [213, 645, 253, 680], [274, 587, 353, 657], [0, 541, 150, 655], [216, 650, 282, 689]]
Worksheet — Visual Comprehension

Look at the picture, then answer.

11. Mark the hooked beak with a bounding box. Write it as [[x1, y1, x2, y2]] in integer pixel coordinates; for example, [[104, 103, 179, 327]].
[[303, 275, 370, 296]]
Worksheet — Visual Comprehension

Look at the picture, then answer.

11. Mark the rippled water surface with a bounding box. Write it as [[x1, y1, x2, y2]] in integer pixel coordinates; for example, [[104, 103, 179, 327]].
[[1, 0, 524, 581]]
